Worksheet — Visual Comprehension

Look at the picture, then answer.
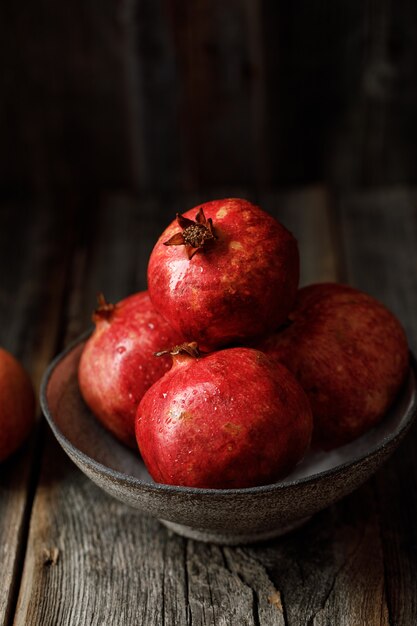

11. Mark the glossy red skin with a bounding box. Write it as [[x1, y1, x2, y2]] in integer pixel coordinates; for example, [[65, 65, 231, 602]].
[[78, 291, 183, 449], [136, 348, 312, 489], [147, 198, 299, 351], [257, 283, 410, 450], [0, 349, 35, 462]]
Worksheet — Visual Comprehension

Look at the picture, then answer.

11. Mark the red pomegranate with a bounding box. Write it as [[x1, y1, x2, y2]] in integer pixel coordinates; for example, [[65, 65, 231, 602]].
[[257, 282, 410, 449], [78, 291, 184, 448], [0, 348, 35, 462], [147, 198, 299, 351], [136, 344, 312, 489]]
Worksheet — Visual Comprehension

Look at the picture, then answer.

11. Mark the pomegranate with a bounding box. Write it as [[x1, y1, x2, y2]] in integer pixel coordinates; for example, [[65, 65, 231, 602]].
[[258, 282, 409, 449], [78, 291, 183, 448], [147, 198, 299, 351], [0, 349, 35, 462], [136, 344, 312, 489]]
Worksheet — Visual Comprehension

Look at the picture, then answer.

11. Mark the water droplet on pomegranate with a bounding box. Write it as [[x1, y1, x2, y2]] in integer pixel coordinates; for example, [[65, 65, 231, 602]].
[[162, 392, 167, 398], [148, 322, 155, 330], [116, 345, 126, 354]]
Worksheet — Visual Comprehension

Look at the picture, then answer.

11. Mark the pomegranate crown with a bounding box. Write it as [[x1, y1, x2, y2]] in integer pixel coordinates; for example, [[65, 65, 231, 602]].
[[154, 342, 200, 359], [163, 208, 216, 259], [92, 293, 115, 323]]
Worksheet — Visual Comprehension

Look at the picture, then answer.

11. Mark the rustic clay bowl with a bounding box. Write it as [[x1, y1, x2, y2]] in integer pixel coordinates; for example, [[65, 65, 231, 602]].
[[40, 333, 417, 545]]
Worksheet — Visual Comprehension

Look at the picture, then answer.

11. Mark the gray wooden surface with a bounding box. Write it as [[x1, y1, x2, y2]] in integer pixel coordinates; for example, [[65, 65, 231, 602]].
[[0, 188, 416, 625]]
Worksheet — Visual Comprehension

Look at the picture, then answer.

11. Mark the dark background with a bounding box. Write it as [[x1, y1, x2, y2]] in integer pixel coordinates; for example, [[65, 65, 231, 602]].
[[2, 0, 416, 197]]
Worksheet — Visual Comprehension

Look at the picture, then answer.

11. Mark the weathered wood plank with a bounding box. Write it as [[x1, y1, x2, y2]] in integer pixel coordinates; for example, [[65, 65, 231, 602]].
[[0, 203, 74, 625], [13, 440, 189, 626], [336, 189, 417, 626], [247, 484, 389, 626]]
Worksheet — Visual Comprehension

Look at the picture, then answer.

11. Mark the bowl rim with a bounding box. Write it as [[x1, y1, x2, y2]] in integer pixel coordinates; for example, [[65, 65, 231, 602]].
[[40, 331, 417, 498]]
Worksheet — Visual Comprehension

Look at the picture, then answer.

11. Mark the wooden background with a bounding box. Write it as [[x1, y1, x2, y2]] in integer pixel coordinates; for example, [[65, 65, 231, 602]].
[[1, 0, 417, 194], [1, 2, 417, 625]]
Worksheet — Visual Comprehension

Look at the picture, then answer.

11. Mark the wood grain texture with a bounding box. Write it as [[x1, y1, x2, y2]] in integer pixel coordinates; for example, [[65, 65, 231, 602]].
[[14, 440, 185, 626], [0, 204, 74, 625], [246, 484, 389, 626]]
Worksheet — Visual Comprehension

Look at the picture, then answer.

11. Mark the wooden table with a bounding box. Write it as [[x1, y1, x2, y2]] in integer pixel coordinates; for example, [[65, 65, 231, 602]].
[[1, 187, 416, 626]]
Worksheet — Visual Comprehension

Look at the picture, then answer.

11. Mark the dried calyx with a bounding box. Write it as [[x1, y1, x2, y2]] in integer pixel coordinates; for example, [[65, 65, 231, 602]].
[[164, 208, 216, 259], [154, 341, 200, 359], [93, 293, 116, 323]]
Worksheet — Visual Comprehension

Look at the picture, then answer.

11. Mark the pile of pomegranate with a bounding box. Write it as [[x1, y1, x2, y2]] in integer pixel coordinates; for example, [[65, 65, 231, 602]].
[[78, 198, 409, 489]]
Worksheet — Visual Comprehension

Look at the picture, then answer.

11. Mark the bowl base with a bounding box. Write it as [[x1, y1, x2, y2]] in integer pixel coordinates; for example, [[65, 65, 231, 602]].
[[160, 516, 311, 545]]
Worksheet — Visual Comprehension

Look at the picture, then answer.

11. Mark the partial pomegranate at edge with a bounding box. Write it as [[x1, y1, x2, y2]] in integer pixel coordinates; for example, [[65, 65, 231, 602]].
[[147, 198, 299, 351], [257, 282, 410, 450], [78, 291, 184, 448], [0, 348, 35, 462], [136, 344, 313, 489]]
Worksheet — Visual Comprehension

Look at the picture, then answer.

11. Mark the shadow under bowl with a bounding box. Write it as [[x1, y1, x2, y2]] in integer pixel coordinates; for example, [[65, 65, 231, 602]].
[[40, 334, 417, 544]]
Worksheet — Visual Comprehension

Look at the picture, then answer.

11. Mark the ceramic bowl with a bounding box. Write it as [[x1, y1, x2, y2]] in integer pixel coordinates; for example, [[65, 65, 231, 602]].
[[40, 333, 417, 545]]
